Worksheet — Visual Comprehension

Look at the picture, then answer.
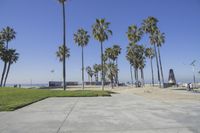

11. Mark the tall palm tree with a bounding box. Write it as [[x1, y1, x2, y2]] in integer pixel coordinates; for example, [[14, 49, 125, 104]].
[[145, 47, 155, 86], [74, 28, 90, 90], [142, 17, 161, 87], [142, 17, 158, 35], [137, 45, 146, 87], [105, 45, 121, 86], [126, 43, 139, 87], [92, 19, 112, 90], [156, 30, 165, 86], [126, 50, 134, 86], [113, 45, 121, 86], [149, 30, 162, 87], [0, 48, 9, 87], [126, 25, 143, 87], [106, 63, 118, 89], [86, 66, 94, 84], [0, 27, 16, 87], [126, 43, 146, 87], [1, 26, 16, 49], [58, 0, 67, 90], [3, 49, 19, 86]]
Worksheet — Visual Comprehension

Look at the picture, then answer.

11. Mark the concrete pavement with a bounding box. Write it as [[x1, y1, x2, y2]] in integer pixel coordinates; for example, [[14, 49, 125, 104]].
[[0, 93, 200, 133]]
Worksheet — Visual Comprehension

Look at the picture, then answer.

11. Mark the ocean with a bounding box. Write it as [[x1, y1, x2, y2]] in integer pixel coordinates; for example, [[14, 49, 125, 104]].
[[6, 84, 49, 88]]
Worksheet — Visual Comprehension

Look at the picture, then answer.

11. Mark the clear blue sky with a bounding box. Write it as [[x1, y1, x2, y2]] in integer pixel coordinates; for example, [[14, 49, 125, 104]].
[[0, 0, 200, 84]]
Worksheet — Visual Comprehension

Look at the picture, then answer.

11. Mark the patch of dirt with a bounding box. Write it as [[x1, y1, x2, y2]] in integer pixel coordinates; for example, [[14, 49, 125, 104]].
[[111, 86, 200, 102]]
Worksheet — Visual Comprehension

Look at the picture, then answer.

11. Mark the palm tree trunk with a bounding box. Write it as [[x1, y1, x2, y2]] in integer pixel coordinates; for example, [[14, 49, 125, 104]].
[[94, 73, 97, 84], [97, 72, 99, 83], [111, 78, 114, 89], [150, 58, 155, 86], [89, 76, 91, 85], [157, 46, 164, 87], [3, 62, 11, 87], [135, 68, 137, 87], [115, 59, 119, 87], [91, 76, 93, 82], [0, 62, 7, 87], [154, 44, 161, 88], [130, 65, 133, 86], [96, 73, 98, 84], [141, 68, 144, 87], [62, 2, 66, 90], [100, 42, 104, 90], [134, 67, 136, 84], [81, 46, 84, 90]]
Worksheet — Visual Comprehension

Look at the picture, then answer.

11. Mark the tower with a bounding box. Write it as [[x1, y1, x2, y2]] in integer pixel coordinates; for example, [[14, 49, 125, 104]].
[[168, 69, 176, 85]]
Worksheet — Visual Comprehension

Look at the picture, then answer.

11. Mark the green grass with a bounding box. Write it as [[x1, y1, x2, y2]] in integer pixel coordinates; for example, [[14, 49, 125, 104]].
[[0, 87, 111, 111]]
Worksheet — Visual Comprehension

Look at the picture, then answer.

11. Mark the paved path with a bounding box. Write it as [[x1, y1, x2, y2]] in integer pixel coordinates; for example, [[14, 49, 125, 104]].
[[0, 93, 200, 133]]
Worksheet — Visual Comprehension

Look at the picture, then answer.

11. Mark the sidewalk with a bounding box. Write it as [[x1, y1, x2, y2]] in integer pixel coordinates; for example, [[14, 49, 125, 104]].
[[0, 93, 199, 133]]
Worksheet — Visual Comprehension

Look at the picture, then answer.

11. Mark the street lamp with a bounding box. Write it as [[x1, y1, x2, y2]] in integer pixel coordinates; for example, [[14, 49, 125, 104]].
[[51, 70, 55, 81], [190, 60, 196, 88]]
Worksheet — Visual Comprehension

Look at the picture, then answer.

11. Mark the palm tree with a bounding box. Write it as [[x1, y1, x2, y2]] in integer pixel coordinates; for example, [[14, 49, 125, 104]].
[[145, 47, 155, 86], [156, 30, 165, 86], [56, 45, 70, 62], [56, 45, 70, 88], [86, 66, 91, 82], [137, 45, 146, 87], [127, 25, 143, 43], [126, 43, 146, 87], [105, 45, 121, 86], [126, 44, 134, 86], [0, 27, 16, 87], [126, 49, 136, 86], [0, 33, 5, 46], [3, 49, 19, 86], [106, 63, 118, 89], [126, 25, 143, 87], [1, 26, 16, 49], [93, 64, 101, 84], [142, 17, 158, 35], [113, 45, 121, 86], [74, 28, 90, 90], [149, 30, 162, 87], [126, 43, 139, 87], [105, 47, 115, 63], [86, 66, 94, 84], [129, 65, 134, 86], [142, 17, 161, 87], [58, 0, 67, 90], [0, 48, 9, 87], [92, 19, 112, 90], [102, 53, 108, 65], [0, 42, 4, 52]]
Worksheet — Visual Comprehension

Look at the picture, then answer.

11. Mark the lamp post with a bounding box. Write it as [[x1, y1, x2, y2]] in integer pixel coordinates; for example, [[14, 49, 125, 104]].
[[190, 60, 196, 88], [51, 70, 55, 81]]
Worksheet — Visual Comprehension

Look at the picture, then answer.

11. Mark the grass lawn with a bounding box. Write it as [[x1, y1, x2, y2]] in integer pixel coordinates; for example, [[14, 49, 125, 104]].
[[0, 87, 111, 111]]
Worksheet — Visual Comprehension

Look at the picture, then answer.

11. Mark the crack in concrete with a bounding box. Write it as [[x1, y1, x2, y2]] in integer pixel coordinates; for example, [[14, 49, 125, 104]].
[[56, 98, 79, 133]]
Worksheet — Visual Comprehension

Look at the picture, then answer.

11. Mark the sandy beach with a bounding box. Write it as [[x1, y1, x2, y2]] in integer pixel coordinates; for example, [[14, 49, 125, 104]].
[[110, 86, 200, 102]]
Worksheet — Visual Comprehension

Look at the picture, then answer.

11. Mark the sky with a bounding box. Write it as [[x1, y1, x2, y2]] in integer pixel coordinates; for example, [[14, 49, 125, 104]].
[[0, 0, 200, 84]]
